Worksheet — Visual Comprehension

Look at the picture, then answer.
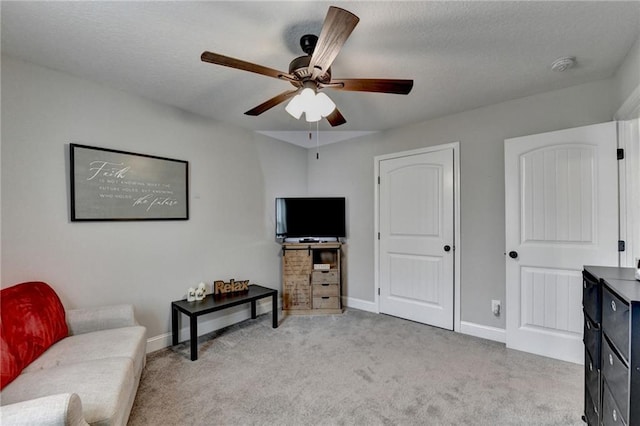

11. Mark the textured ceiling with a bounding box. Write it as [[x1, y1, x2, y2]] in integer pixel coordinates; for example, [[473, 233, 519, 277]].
[[2, 1, 639, 147]]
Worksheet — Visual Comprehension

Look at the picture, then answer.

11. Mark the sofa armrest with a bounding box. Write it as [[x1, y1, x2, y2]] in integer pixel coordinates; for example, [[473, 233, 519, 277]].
[[66, 304, 138, 335], [0, 393, 89, 426]]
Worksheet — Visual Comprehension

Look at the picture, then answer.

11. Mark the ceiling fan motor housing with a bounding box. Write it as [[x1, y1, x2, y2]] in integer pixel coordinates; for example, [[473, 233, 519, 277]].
[[289, 55, 331, 84], [300, 34, 318, 55]]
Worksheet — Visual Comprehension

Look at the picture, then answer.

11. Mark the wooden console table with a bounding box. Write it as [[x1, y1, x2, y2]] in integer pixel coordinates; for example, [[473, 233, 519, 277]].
[[171, 284, 278, 360]]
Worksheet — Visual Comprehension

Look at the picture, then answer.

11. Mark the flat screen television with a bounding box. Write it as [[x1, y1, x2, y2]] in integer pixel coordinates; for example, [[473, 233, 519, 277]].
[[276, 197, 346, 240]]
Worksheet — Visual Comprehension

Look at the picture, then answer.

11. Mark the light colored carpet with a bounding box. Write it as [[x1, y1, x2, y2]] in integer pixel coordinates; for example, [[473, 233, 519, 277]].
[[128, 309, 583, 425]]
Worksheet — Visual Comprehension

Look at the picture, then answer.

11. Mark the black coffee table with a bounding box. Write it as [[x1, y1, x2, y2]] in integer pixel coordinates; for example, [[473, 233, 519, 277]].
[[171, 284, 278, 360]]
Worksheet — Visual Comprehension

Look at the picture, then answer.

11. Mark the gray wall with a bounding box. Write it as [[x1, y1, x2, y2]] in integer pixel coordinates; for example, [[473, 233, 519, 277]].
[[0, 56, 308, 338], [308, 79, 618, 329], [615, 36, 640, 111], [2, 36, 638, 340]]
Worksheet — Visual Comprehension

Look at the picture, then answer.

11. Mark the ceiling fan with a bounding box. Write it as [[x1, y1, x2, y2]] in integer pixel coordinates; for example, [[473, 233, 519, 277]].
[[200, 6, 414, 127]]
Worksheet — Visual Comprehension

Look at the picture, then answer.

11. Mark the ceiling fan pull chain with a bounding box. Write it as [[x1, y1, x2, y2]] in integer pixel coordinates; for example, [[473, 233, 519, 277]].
[[316, 121, 320, 160]]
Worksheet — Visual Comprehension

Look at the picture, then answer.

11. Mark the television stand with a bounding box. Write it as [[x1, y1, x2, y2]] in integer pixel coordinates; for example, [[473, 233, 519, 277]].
[[281, 242, 342, 315]]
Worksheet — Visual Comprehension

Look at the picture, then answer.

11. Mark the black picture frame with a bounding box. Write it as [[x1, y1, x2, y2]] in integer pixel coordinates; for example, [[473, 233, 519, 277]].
[[70, 143, 189, 221]]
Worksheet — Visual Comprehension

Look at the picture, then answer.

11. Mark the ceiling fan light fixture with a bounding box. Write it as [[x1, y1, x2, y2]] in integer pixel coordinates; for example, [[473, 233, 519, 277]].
[[285, 87, 336, 123], [300, 87, 315, 101], [305, 110, 322, 123], [315, 92, 336, 117], [285, 94, 304, 119]]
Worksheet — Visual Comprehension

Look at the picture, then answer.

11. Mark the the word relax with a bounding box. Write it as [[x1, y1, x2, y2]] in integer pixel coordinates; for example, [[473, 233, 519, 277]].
[[213, 279, 249, 295]]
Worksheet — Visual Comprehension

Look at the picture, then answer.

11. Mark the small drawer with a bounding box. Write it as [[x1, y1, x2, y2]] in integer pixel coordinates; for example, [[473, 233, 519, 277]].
[[585, 350, 600, 404], [311, 270, 339, 284], [584, 313, 602, 368], [584, 386, 599, 426], [583, 271, 601, 323], [602, 379, 627, 426], [602, 286, 630, 361], [312, 283, 339, 297], [313, 296, 340, 310], [602, 337, 629, 417]]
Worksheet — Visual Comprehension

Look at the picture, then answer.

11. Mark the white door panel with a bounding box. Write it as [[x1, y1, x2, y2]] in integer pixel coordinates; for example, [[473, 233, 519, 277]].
[[379, 148, 454, 329], [505, 122, 618, 364]]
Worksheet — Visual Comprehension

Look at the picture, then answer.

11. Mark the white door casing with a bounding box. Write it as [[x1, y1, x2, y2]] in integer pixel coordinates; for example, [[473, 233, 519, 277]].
[[505, 122, 618, 364], [377, 146, 456, 330], [617, 118, 640, 267]]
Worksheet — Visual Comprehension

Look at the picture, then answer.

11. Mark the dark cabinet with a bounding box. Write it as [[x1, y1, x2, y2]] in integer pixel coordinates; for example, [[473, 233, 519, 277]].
[[582, 266, 639, 426]]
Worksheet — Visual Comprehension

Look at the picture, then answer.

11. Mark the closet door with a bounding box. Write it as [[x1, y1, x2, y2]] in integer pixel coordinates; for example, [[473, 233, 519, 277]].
[[378, 147, 455, 330], [505, 122, 618, 363]]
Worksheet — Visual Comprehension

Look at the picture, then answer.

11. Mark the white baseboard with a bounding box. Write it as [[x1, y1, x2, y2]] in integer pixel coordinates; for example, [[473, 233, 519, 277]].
[[343, 296, 378, 313], [147, 300, 505, 353], [146, 298, 276, 354], [341, 299, 506, 346], [460, 321, 506, 343]]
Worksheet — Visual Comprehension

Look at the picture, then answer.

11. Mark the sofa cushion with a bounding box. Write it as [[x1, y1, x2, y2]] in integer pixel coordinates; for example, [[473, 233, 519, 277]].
[[1, 357, 136, 426], [23, 326, 147, 380], [0, 282, 68, 389]]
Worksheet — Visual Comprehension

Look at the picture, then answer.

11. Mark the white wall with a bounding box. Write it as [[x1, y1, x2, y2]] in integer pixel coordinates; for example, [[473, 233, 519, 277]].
[[0, 56, 308, 338], [308, 78, 617, 329]]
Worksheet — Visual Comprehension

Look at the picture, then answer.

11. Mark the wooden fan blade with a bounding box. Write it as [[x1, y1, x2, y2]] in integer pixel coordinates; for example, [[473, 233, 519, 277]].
[[201, 51, 295, 81], [326, 108, 346, 127], [329, 78, 414, 95], [244, 90, 299, 116], [308, 7, 359, 80]]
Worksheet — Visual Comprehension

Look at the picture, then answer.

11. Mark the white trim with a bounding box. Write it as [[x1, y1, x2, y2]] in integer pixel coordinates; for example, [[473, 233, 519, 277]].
[[146, 332, 173, 354], [618, 118, 640, 267], [374, 142, 461, 332], [615, 83, 640, 268], [460, 321, 506, 344], [615, 83, 640, 121], [343, 296, 378, 313], [145, 298, 276, 354]]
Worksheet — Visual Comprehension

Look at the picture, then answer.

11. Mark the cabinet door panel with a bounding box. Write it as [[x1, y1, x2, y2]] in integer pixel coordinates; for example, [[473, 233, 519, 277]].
[[602, 379, 627, 426], [584, 385, 599, 426], [283, 277, 311, 310], [583, 271, 601, 323], [584, 314, 601, 368], [585, 350, 599, 403], [602, 337, 629, 417], [602, 288, 630, 361]]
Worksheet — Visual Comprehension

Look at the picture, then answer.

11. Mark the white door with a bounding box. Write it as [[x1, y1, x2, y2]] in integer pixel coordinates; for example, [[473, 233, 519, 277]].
[[505, 122, 618, 364], [378, 147, 454, 329]]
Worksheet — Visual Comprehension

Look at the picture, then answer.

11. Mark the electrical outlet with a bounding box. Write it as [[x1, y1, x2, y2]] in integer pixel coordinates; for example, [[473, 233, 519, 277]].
[[492, 300, 501, 316]]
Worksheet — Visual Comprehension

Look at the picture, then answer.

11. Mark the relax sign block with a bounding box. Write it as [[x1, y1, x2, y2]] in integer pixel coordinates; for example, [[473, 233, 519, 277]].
[[213, 279, 249, 296]]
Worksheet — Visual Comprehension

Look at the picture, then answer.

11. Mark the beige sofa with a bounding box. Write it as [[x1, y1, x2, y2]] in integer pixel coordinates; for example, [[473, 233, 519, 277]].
[[0, 282, 146, 426]]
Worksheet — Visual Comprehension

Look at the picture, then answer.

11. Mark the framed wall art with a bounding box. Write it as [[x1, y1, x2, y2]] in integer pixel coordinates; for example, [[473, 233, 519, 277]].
[[70, 143, 189, 221]]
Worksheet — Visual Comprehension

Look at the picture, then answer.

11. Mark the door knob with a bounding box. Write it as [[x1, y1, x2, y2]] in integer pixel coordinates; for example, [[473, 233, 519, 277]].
[[444, 245, 451, 252], [508, 251, 518, 259]]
